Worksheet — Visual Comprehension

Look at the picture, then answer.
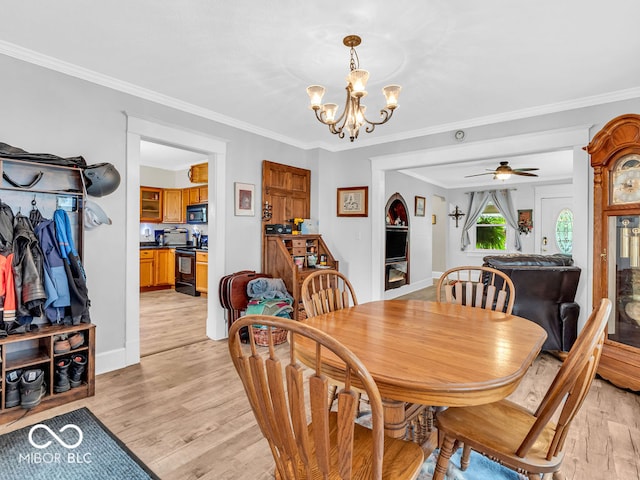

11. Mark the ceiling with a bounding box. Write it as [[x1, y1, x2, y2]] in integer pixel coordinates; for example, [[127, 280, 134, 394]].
[[1, 1, 639, 185]]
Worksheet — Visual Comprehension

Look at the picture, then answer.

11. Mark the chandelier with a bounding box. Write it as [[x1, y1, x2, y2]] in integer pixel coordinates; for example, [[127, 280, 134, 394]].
[[306, 35, 401, 142]]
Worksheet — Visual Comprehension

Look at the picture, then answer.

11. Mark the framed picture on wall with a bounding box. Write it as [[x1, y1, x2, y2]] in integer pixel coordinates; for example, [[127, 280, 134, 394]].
[[415, 196, 426, 216], [235, 182, 255, 216], [337, 186, 368, 217]]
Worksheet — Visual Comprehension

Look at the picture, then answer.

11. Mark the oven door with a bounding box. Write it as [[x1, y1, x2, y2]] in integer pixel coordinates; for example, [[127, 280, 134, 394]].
[[175, 251, 200, 296]]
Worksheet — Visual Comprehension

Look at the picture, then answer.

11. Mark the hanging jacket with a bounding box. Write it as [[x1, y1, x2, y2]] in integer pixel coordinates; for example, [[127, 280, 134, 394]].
[[0, 253, 17, 336], [12, 214, 46, 319], [53, 209, 90, 324], [34, 218, 71, 323], [0, 201, 14, 256]]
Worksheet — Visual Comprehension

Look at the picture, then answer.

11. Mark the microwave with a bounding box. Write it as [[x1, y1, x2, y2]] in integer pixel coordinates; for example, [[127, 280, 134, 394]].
[[186, 204, 207, 224]]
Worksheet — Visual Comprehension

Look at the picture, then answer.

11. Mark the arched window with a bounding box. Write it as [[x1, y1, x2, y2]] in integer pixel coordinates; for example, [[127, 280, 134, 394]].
[[555, 208, 573, 254]]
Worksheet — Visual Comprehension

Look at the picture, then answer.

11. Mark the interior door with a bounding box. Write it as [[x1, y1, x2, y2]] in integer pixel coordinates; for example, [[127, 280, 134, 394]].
[[539, 196, 573, 255]]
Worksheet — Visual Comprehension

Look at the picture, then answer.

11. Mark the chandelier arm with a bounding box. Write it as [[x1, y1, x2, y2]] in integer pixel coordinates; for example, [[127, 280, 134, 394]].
[[361, 108, 394, 127]]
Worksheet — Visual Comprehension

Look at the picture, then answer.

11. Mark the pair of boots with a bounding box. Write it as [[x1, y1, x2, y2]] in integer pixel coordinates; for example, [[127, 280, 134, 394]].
[[54, 353, 87, 393], [5, 369, 46, 409]]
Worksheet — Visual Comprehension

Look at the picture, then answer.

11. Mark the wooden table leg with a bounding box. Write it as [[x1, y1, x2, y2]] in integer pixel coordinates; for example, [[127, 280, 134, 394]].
[[381, 398, 408, 439]]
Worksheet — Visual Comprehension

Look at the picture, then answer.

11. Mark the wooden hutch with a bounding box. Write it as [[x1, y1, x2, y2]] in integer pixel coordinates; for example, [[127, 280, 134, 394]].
[[385, 193, 410, 290]]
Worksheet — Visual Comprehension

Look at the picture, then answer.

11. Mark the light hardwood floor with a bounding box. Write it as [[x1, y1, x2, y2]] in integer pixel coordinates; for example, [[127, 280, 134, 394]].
[[139, 289, 208, 357], [2, 290, 639, 479]]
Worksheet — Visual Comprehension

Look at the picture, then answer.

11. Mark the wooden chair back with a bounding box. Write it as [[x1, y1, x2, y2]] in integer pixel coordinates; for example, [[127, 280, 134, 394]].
[[436, 265, 515, 314], [301, 270, 358, 318], [228, 314, 423, 480], [516, 297, 611, 459], [432, 298, 612, 480]]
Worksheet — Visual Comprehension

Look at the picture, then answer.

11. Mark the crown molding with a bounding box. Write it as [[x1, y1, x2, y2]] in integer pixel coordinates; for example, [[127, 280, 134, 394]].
[[2, 40, 639, 153]]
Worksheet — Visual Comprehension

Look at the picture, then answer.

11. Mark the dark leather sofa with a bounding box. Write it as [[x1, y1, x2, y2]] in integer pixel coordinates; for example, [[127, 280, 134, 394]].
[[482, 254, 581, 352]]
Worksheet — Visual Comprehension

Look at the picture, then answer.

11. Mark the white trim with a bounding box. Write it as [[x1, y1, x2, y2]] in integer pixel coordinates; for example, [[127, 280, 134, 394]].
[[370, 126, 592, 311], [95, 348, 127, 376], [124, 116, 228, 370], [1, 40, 637, 153]]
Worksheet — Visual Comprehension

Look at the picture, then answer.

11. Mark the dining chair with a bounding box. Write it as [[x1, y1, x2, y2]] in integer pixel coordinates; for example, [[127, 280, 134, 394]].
[[301, 269, 362, 410], [432, 298, 612, 480], [228, 314, 424, 480], [301, 269, 358, 318], [436, 265, 515, 314]]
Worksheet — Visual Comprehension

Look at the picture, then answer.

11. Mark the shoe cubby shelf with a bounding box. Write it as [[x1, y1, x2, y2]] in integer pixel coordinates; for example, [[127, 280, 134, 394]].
[[0, 323, 95, 423]]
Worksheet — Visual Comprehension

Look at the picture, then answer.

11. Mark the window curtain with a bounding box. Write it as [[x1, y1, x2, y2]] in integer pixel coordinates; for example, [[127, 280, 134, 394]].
[[490, 189, 521, 251], [460, 189, 522, 251], [460, 191, 490, 250]]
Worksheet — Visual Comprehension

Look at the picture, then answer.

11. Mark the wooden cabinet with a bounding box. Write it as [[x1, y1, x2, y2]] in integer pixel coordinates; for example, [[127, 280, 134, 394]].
[[140, 248, 175, 290], [140, 249, 155, 287], [196, 251, 208, 293], [188, 162, 208, 184], [262, 161, 310, 225], [140, 186, 163, 223], [163, 189, 184, 223], [384, 193, 410, 290], [587, 114, 640, 391], [264, 234, 338, 319], [185, 186, 208, 205], [0, 323, 95, 423]]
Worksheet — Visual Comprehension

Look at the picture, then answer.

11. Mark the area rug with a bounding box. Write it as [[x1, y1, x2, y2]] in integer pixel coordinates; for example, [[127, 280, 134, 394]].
[[0, 407, 159, 480], [418, 448, 527, 480]]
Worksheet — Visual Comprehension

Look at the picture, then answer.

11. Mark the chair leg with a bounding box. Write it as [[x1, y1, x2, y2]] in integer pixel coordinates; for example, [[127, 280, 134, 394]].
[[460, 444, 471, 470], [552, 471, 566, 480], [433, 435, 456, 480]]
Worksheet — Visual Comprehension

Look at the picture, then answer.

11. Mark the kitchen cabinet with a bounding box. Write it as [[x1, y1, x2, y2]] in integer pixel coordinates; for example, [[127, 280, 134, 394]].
[[163, 189, 184, 223], [196, 251, 208, 293], [263, 234, 338, 319], [140, 186, 163, 223], [188, 162, 208, 184], [140, 249, 155, 287], [140, 248, 175, 290], [0, 323, 95, 423], [185, 186, 208, 205]]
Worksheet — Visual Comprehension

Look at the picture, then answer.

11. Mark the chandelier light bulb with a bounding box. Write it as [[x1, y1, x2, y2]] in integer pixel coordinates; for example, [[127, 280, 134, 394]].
[[382, 85, 401, 109], [347, 69, 369, 96], [306, 85, 325, 109], [323, 103, 339, 123]]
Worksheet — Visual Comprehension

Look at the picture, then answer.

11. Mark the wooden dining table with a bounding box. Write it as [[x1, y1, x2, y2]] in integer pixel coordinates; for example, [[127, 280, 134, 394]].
[[296, 299, 547, 444]]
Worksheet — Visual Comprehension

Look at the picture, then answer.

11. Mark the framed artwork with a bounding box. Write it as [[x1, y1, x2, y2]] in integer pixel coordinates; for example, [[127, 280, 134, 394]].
[[517, 209, 533, 234], [235, 182, 255, 216], [337, 186, 368, 217], [415, 196, 426, 216]]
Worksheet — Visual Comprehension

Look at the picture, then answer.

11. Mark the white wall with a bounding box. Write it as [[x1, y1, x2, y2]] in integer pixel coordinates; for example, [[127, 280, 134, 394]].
[[3, 51, 640, 373]]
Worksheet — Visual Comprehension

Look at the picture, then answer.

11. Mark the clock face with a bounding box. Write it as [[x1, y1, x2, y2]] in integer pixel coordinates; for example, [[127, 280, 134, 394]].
[[612, 154, 640, 204]]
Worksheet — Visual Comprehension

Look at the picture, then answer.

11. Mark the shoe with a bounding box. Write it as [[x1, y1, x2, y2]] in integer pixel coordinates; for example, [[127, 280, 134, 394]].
[[54, 335, 71, 354], [68, 332, 84, 350], [69, 354, 87, 388], [20, 369, 46, 409], [5, 369, 22, 408], [54, 358, 71, 393]]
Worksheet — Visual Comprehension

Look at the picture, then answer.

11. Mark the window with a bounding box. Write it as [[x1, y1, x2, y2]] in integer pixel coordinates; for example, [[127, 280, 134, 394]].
[[555, 208, 573, 254], [475, 202, 507, 250]]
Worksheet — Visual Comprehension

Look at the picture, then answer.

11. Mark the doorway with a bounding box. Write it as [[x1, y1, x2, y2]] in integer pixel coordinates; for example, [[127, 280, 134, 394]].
[[138, 140, 210, 356], [538, 194, 573, 255], [124, 116, 227, 369]]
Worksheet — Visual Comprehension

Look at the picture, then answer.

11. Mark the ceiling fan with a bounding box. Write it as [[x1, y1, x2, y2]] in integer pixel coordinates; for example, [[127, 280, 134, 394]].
[[465, 161, 539, 180]]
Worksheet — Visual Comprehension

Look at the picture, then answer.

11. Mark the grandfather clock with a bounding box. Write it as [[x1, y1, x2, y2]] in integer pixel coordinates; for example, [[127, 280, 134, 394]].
[[587, 113, 640, 391]]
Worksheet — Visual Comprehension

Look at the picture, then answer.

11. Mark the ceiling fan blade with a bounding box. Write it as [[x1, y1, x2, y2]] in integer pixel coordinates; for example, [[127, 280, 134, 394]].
[[513, 171, 539, 177], [464, 172, 496, 178], [513, 167, 539, 172]]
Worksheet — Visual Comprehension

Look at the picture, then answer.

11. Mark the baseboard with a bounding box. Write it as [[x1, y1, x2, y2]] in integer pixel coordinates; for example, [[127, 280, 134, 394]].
[[384, 278, 432, 299], [95, 348, 128, 375]]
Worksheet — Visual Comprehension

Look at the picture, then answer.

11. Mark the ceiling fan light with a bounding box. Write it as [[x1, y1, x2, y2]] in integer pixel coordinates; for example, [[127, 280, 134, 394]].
[[495, 172, 511, 180], [307, 85, 325, 109], [382, 84, 401, 109], [347, 69, 369, 96]]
